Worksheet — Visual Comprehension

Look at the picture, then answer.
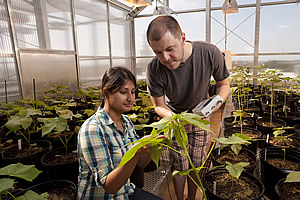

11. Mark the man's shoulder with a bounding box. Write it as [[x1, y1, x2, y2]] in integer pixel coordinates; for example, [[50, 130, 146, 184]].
[[192, 41, 218, 50]]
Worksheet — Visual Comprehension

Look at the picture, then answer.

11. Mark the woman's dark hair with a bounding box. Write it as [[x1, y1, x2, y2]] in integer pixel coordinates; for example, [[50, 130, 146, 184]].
[[102, 66, 136, 97], [146, 16, 182, 44]]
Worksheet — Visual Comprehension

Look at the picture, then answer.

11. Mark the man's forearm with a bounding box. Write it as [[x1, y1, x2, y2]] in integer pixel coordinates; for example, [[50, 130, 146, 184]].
[[154, 106, 173, 118]]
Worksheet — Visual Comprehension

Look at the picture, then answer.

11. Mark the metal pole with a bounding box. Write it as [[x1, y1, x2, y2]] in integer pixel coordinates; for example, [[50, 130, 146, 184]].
[[107, 1, 113, 68], [253, 0, 261, 75], [70, 0, 81, 88], [206, 0, 211, 43], [130, 19, 137, 77], [5, 80, 8, 103]]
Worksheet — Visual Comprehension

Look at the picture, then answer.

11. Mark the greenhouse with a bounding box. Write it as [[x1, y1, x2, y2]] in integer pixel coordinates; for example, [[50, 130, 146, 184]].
[[0, 0, 299, 199]]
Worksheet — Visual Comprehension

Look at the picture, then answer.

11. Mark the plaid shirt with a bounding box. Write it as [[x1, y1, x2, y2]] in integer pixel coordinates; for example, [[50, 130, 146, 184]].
[[77, 107, 139, 200]]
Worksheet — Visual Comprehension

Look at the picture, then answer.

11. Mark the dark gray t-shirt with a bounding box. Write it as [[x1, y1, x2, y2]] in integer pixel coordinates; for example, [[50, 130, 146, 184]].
[[146, 41, 230, 113]]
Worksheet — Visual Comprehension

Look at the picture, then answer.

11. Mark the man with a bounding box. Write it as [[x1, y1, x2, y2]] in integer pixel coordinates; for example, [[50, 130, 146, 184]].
[[145, 16, 230, 200]]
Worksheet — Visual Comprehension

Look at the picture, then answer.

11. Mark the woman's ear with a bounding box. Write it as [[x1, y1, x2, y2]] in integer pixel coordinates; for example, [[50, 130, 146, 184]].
[[102, 88, 108, 99]]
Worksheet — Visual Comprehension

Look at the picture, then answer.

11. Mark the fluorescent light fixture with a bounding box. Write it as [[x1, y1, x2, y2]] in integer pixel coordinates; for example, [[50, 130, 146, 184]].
[[222, 0, 238, 14], [124, 0, 152, 6]]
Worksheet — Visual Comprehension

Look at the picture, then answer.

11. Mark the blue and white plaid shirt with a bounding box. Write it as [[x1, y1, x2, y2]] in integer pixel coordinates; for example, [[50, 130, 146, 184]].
[[77, 107, 139, 200]]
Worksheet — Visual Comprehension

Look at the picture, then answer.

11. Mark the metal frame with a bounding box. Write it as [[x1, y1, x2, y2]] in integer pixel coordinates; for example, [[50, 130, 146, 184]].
[[4, 0, 23, 99], [133, 0, 300, 64]]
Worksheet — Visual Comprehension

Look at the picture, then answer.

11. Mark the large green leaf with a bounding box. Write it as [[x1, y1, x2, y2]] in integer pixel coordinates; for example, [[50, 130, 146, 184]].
[[145, 115, 174, 131], [225, 161, 249, 179], [151, 144, 162, 168], [0, 163, 42, 182], [117, 137, 155, 168], [178, 114, 214, 134], [41, 117, 67, 136], [215, 134, 251, 145], [0, 178, 15, 193], [15, 190, 47, 200], [285, 171, 300, 183]]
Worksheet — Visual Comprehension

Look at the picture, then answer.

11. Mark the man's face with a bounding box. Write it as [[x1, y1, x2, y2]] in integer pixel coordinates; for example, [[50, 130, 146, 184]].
[[149, 31, 185, 71]]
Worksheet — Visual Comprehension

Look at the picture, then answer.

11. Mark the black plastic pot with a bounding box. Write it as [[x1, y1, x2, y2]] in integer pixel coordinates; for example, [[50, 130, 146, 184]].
[[1, 140, 52, 188], [224, 116, 255, 130], [224, 127, 262, 154], [262, 134, 300, 150], [259, 147, 300, 199], [294, 124, 300, 139], [203, 168, 265, 200], [274, 112, 300, 127], [211, 147, 258, 175], [275, 178, 300, 200], [10, 180, 76, 200], [41, 145, 78, 184], [256, 117, 287, 135]]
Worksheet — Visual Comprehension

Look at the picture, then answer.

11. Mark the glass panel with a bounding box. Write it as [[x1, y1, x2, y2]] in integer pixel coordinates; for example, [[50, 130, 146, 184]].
[[11, 0, 74, 50], [110, 5, 131, 57], [258, 55, 300, 77], [136, 58, 153, 80], [75, 0, 109, 56], [79, 59, 110, 87], [169, 0, 204, 11], [112, 59, 132, 69], [176, 13, 205, 41], [260, 4, 300, 53], [134, 17, 156, 57], [211, 8, 255, 54], [232, 55, 254, 68]]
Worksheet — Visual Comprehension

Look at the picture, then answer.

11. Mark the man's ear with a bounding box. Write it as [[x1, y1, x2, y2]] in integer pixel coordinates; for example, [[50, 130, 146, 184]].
[[181, 32, 186, 43]]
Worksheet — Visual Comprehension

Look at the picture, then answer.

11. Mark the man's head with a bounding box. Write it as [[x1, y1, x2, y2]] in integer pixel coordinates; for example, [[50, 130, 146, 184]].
[[147, 16, 186, 70]]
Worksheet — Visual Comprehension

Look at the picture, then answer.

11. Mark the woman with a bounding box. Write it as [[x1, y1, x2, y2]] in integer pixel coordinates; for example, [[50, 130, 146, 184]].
[[77, 67, 163, 200]]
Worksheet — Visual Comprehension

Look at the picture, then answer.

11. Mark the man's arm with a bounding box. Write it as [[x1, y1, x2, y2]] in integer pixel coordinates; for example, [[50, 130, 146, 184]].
[[215, 77, 230, 104], [150, 95, 173, 118]]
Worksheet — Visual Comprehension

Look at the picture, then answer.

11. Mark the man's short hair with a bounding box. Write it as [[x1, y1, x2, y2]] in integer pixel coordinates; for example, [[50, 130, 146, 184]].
[[146, 16, 182, 44]]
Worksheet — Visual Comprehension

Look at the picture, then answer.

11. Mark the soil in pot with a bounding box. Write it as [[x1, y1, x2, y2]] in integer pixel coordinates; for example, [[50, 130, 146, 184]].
[[212, 147, 257, 174], [1, 140, 52, 189], [259, 147, 300, 199], [224, 127, 261, 154], [11, 180, 76, 200], [275, 178, 300, 200], [256, 118, 287, 135], [224, 117, 255, 130], [274, 112, 300, 127], [41, 145, 78, 184], [263, 134, 300, 149], [203, 169, 264, 200]]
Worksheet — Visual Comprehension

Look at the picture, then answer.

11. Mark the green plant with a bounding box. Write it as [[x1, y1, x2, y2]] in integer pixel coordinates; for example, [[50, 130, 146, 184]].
[[44, 84, 73, 102], [270, 127, 296, 148], [0, 163, 45, 200], [40, 117, 72, 155], [285, 171, 300, 183], [220, 161, 250, 187], [118, 112, 214, 200], [214, 133, 252, 156], [5, 108, 42, 145]]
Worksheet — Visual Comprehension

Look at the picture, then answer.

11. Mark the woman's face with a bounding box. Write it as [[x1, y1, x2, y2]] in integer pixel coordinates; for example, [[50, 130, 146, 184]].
[[105, 80, 136, 114]]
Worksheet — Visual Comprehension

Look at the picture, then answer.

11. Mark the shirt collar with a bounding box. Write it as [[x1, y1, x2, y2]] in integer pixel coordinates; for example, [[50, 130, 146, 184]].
[[96, 107, 129, 128]]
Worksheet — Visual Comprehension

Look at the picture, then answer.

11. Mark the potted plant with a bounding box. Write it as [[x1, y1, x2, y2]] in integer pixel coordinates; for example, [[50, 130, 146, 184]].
[[275, 171, 300, 200], [40, 116, 78, 184], [262, 127, 300, 149], [259, 147, 300, 199], [117, 111, 214, 200], [212, 133, 258, 174], [0, 163, 42, 199], [2, 108, 52, 184], [203, 162, 265, 199]]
